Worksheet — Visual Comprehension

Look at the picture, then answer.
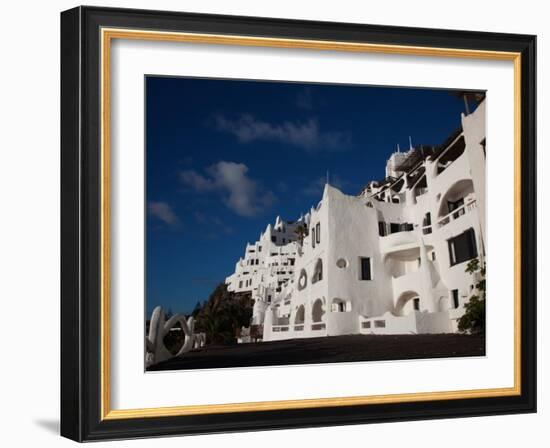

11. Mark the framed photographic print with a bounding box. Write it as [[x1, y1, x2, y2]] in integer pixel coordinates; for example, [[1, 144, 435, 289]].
[[60, 6, 537, 441]]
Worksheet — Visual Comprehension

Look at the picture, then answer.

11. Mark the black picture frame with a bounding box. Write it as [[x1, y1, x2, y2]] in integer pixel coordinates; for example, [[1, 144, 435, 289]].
[[61, 5, 536, 442]]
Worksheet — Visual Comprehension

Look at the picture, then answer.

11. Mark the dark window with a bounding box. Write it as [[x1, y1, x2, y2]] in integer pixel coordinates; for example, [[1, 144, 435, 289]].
[[312, 227, 316, 248], [448, 228, 478, 266], [432, 251, 436, 261], [448, 198, 465, 219], [316, 222, 320, 244], [423, 212, 432, 226], [282, 238, 286, 244], [256, 259, 259, 265], [423, 212, 432, 234], [267, 295, 272, 303], [390, 223, 400, 234], [360, 257, 372, 281], [258, 245, 262, 252], [239, 281, 243, 288], [289, 258, 295, 266], [378, 221, 387, 237], [413, 298, 420, 311], [271, 236, 276, 243], [452, 289, 459, 308]]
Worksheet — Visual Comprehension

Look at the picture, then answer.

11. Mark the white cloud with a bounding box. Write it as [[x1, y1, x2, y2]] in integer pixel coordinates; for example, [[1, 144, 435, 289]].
[[148, 201, 179, 226], [179, 170, 216, 192], [180, 161, 276, 217], [214, 114, 351, 152]]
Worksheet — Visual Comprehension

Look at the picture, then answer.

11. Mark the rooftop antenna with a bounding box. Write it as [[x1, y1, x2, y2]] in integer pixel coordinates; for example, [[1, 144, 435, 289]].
[[397, 143, 401, 153], [409, 136, 413, 151], [326, 169, 330, 185]]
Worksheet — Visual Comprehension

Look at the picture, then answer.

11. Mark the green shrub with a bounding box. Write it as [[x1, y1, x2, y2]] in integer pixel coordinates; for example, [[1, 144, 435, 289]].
[[457, 258, 486, 334]]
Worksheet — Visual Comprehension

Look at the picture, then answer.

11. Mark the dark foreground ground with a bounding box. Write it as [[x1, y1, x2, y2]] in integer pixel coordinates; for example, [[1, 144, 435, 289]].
[[148, 333, 485, 371]]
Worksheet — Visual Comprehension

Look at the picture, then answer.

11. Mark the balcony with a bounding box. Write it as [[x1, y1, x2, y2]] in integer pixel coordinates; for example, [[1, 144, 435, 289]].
[[436, 198, 477, 229], [379, 230, 419, 257]]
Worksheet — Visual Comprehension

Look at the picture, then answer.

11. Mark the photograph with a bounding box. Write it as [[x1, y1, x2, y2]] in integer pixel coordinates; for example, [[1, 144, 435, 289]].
[[144, 77, 487, 371]]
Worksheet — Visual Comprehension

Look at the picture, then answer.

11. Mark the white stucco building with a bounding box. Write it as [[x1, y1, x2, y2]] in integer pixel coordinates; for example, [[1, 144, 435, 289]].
[[226, 100, 486, 341]]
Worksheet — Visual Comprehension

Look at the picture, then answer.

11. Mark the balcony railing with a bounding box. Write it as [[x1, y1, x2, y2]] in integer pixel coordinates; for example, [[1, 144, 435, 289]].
[[272, 325, 289, 332], [311, 323, 326, 331], [437, 199, 477, 228]]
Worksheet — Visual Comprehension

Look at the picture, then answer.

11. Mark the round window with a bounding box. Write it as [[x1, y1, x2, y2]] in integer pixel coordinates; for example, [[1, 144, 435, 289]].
[[336, 258, 348, 269]]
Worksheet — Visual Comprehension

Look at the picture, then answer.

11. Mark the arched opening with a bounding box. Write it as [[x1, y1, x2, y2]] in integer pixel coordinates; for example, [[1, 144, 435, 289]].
[[437, 179, 475, 219], [331, 298, 347, 313], [395, 290, 422, 316], [312, 258, 323, 284], [312, 298, 325, 322], [294, 305, 305, 324], [297, 269, 307, 291], [435, 135, 466, 175]]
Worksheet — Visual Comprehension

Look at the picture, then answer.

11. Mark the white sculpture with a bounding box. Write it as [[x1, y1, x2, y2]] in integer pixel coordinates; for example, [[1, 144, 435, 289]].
[[145, 306, 206, 367]]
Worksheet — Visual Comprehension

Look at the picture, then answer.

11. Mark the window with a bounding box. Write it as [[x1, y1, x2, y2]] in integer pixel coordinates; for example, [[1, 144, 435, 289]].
[[378, 222, 387, 237], [271, 236, 276, 243], [390, 223, 400, 234], [312, 259, 323, 284], [297, 269, 308, 291], [448, 228, 478, 266], [316, 222, 320, 244], [423, 212, 432, 234], [336, 258, 348, 269], [311, 227, 316, 248], [413, 298, 420, 311], [448, 198, 465, 218], [282, 238, 286, 244], [238, 281, 243, 288], [452, 289, 459, 308], [258, 245, 262, 252], [256, 259, 259, 265], [432, 251, 436, 261], [289, 258, 295, 266], [267, 295, 272, 303], [360, 257, 372, 281]]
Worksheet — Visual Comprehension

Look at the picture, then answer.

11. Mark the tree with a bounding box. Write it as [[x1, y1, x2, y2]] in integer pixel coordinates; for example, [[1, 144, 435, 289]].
[[193, 283, 253, 344], [191, 300, 202, 317], [457, 258, 486, 334]]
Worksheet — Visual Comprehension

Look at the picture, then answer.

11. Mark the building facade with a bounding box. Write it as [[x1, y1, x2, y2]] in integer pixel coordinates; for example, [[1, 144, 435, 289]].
[[226, 100, 486, 341]]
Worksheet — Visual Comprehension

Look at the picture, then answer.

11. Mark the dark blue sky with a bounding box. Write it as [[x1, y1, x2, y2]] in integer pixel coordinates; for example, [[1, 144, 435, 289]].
[[146, 76, 472, 315]]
